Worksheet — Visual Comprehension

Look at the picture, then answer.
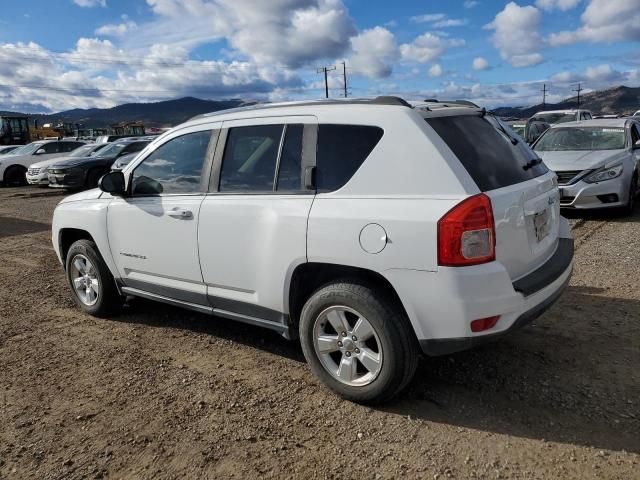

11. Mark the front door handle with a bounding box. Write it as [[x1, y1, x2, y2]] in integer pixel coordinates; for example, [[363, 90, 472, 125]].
[[167, 208, 193, 219]]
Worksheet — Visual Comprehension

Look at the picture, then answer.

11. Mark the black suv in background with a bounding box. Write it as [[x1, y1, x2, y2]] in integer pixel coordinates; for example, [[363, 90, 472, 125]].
[[48, 138, 151, 189]]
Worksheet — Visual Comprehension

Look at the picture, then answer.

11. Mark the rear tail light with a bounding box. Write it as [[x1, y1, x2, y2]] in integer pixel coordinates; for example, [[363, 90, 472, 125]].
[[438, 193, 495, 266], [470, 316, 500, 332]]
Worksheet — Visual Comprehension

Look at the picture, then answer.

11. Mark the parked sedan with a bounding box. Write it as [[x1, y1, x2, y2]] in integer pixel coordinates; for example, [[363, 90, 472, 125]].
[[26, 143, 108, 186], [48, 139, 151, 190], [0, 140, 86, 186], [533, 118, 640, 213]]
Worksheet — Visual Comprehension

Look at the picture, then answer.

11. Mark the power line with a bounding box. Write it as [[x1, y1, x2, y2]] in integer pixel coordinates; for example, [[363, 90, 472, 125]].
[[572, 82, 583, 109], [341, 61, 347, 98], [316, 65, 336, 99]]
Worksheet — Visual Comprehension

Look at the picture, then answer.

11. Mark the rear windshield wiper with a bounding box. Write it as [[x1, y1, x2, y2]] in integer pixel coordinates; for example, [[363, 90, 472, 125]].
[[523, 157, 542, 171]]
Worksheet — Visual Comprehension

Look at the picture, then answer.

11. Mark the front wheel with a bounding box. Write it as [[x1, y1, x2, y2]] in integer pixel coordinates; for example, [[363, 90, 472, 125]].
[[299, 281, 419, 404], [3, 166, 27, 186], [65, 239, 124, 317]]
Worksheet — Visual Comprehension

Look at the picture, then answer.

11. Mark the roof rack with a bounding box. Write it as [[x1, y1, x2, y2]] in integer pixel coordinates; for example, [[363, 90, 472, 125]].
[[370, 96, 413, 107]]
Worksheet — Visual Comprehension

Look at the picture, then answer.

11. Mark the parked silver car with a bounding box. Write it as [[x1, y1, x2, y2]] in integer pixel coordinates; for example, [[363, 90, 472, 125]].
[[533, 118, 640, 213]]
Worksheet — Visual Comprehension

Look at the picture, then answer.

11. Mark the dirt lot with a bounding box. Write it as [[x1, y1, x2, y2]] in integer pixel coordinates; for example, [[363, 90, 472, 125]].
[[0, 186, 638, 480]]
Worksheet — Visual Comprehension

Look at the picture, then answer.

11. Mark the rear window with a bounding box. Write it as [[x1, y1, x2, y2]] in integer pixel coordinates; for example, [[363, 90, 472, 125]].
[[316, 124, 383, 192], [425, 115, 548, 191]]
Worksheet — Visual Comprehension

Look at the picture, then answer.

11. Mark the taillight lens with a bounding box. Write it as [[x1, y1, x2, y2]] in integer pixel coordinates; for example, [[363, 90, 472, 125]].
[[438, 193, 496, 266]]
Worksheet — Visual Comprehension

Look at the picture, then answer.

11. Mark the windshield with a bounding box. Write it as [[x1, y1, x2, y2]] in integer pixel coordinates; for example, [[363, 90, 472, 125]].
[[534, 127, 626, 152], [95, 143, 126, 158], [533, 113, 577, 124], [510, 124, 525, 136], [68, 144, 98, 158], [7, 143, 42, 156]]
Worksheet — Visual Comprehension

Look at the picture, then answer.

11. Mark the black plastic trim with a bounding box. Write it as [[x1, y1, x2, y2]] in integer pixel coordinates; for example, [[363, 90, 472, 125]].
[[512, 238, 574, 296]]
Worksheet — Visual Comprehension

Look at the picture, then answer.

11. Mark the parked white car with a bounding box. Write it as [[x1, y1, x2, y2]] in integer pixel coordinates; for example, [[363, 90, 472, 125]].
[[52, 97, 573, 403], [533, 118, 640, 212], [26, 143, 108, 185], [0, 145, 20, 155], [1, 140, 85, 186], [531, 109, 592, 125]]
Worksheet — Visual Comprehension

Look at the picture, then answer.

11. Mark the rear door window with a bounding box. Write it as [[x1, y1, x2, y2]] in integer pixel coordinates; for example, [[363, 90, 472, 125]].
[[425, 115, 548, 191], [316, 124, 383, 192]]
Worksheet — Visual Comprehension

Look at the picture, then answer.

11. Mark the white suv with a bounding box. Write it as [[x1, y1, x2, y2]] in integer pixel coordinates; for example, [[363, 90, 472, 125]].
[[52, 97, 574, 403]]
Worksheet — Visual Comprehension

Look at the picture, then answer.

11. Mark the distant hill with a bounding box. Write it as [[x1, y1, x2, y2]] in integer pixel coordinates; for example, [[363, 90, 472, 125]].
[[493, 85, 640, 119], [0, 97, 252, 128]]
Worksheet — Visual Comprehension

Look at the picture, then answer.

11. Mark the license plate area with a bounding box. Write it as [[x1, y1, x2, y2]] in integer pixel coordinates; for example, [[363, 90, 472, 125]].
[[533, 209, 550, 242]]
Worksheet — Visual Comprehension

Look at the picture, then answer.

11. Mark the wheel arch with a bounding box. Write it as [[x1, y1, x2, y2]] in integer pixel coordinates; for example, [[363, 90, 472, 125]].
[[287, 262, 415, 338], [58, 228, 97, 264]]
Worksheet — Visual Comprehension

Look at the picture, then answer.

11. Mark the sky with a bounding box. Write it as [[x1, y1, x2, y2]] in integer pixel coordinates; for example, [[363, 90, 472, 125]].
[[0, 0, 639, 113]]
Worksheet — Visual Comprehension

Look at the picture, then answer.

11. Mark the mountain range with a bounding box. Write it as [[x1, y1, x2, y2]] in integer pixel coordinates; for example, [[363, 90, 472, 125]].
[[2, 85, 640, 127], [492, 85, 640, 119]]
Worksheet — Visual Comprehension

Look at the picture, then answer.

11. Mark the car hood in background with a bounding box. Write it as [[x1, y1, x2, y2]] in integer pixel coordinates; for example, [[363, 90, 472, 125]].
[[537, 149, 627, 171], [49, 155, 116, 169], [29, 155, 77, 170]]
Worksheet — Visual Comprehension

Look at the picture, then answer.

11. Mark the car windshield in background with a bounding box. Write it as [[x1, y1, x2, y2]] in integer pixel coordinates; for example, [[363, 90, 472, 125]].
[[68, 145, 97, 157], [425, 114, 547, 191], [9, 143, 41, 156], [533, 113, 576, 124], [534, 127, 626, 152], [95, 143, 126, 158], [510, 125, 525, 136]]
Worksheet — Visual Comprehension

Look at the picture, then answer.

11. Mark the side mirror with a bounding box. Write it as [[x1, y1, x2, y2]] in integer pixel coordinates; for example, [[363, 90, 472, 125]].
[[34, 149, 46, 155], [99, 170, 126, 196]]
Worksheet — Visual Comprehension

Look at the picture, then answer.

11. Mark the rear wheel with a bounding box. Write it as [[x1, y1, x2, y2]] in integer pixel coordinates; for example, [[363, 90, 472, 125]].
[[299, 281, 419, 404], [624, 174, 638, 216], [3, 166, 27, 186], [65, 239, 124, 317]]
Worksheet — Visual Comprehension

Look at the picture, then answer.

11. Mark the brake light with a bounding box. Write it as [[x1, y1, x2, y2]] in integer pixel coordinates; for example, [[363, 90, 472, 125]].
[[438, 193, 495, 266]]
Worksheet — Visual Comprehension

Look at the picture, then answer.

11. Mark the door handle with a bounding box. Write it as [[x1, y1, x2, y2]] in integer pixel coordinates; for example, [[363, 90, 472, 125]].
[[167, 208, 193, 219]]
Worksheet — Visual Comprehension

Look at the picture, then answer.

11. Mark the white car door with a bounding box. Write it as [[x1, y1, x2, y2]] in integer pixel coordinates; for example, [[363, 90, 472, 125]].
[[198, 116, 317, 328], [107, 125, 219, 305]]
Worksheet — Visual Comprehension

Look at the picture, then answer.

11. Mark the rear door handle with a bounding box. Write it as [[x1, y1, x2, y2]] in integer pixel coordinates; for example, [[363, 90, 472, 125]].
[[167, 208, 193, 219]]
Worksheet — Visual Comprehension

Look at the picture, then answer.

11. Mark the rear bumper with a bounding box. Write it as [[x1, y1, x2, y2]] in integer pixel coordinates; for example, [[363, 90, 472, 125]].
[[385, 237, 574, 356]]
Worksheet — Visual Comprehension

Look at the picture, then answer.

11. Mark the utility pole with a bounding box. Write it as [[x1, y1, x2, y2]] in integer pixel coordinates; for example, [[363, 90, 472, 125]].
[[316, 65, 336, 98], [541, 83, 547, 110], [341, 61, 348, 98], [572, 82, 583, 109]]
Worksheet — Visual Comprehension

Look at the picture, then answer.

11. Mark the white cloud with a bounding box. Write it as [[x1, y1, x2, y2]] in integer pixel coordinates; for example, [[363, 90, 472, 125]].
[[472, 56, 489, 70], [141, 0, 357, 68], [535, 0, 581, 11], [95, 16, 137, 37], [551, 63, 628, 87], [410, 13, 446, 23], [400, 33, 464, 64], [410, 13, 467, 28], [548, 0, 640, 46], [428, 64, 443, 77], [432, 18, 467, 28], [485, 2, 544, 67], [348, 27, 397, 78], [73, 0, 106, 7], [464, 1, 479, 8], [0, 40, 303, 112]]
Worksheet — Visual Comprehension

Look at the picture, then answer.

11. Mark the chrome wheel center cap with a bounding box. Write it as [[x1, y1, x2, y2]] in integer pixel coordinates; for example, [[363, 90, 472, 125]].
[[341, 338, 355, 351]]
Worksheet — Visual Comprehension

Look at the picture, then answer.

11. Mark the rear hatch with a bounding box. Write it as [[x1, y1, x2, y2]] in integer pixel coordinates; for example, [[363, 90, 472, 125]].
[[426, 113, 560, 280]]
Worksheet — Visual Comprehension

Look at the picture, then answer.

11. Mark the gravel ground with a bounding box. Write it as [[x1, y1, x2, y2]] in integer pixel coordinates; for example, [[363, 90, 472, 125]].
[[0, 186, 638, 480]]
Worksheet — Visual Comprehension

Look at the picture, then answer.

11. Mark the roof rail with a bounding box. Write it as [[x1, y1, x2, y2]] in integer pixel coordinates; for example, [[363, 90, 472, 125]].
[[371, 96, 412, 107]]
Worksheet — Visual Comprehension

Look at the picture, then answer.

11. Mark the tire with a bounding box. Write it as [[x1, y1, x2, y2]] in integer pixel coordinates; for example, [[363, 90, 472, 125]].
[[299, 281, 419, 404], [85, 169, 105, 189], [65, 239, 124, 317], [624, 174, 638, 216], [3, 166, 27, 186]]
